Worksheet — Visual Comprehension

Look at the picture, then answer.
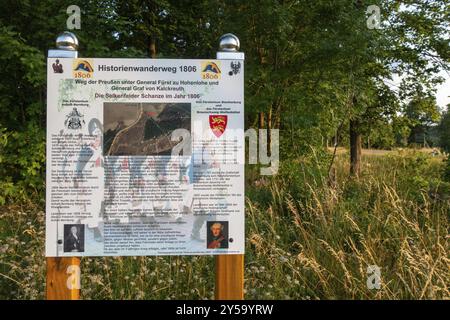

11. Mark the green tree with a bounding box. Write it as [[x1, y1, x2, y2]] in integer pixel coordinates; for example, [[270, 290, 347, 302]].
[[438, 105, 450, 152], [404, 95, 441, 146]]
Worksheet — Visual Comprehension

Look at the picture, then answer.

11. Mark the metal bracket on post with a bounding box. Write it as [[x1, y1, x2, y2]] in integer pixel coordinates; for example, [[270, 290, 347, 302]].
[[215, 33, 245, 300], [47, 31, 81, 300]]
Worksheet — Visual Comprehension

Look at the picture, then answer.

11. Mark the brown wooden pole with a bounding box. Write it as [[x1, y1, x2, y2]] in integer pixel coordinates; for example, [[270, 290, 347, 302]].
[[46, 257, 81, 300], [215, 34, 245, 301], [215, 254, 244, 300], [47, 33, 82, 301]]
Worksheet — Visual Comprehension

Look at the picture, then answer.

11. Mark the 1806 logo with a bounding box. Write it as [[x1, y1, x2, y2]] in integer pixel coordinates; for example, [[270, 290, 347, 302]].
[[73, 59, 94, 78], [201, 61, 221, 80]]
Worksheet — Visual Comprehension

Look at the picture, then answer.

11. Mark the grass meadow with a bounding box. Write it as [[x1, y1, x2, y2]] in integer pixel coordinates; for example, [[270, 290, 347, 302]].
[[0, 149, 449, 299]]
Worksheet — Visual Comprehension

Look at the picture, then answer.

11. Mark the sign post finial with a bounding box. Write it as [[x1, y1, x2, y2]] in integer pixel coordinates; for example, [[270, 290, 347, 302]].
[[216, 33, 244, 60], [49, 31, 79, 58]]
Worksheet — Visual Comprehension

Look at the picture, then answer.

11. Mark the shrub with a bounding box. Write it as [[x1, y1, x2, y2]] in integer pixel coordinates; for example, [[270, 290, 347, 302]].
[[0, 125, 45, 205]]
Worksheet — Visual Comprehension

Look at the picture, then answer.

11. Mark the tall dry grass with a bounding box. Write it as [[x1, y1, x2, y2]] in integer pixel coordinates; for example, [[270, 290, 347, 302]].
[[0, 149, 448, 299], [245, 150, 449, 299]]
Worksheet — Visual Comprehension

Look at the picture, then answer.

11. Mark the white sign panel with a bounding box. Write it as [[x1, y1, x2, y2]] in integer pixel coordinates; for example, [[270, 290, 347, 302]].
[[46, 58, 244, 256]]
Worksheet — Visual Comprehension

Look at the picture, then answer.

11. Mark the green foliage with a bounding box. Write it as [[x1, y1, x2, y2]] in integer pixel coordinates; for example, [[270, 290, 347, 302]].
[[443, 156, 450, 183], [438, 107, 450, 153], [0, 1, 449, 203], [404, 95, 441, 126], [0, 27, 46, 130], [404, 95, 441, 145], [0, 125, 45, 205], [366, 121, 396, 149]]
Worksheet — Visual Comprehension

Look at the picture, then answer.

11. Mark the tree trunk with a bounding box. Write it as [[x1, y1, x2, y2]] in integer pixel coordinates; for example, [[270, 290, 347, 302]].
[[267, 107, 272, 152], [275, 109, 281, 129], [350, 119, 362, 177], [149, 36, 156, 58], [258, 112, 265, 129]]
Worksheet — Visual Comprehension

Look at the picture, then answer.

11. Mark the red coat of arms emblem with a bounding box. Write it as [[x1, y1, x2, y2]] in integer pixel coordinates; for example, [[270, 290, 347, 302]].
[[209, 115, 228, 138]]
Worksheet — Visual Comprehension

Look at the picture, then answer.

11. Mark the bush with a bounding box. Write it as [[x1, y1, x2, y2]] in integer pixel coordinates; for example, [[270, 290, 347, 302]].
[[444, 156, 450, 182], [0, 125, 45, 205]]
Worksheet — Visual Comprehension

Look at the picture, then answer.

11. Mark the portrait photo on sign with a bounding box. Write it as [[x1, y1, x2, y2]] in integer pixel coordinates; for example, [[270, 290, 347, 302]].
[[206, 221, 229, 249], [63, 224, 85, 253], [103, 102, 191, 156]]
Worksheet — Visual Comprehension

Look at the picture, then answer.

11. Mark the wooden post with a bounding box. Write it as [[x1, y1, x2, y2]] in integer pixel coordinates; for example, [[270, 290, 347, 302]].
[[215, 254, 244, 300], [215, 34, 245, 301], [47, 33, 81, 300], [46, 257, 81, 300]]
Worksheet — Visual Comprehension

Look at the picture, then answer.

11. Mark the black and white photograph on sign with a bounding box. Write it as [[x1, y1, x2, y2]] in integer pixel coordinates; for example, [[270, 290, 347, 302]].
[[103, 102, 191, 156], [206, 221, 229, 249], [63, 224, 85, 253]]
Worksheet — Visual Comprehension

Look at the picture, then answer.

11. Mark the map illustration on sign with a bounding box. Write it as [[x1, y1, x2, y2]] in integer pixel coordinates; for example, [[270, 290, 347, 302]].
[[104, 103, 191, 156]]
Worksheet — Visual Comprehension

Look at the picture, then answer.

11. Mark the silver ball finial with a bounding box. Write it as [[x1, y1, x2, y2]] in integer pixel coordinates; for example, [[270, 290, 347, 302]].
[[219, 33, 240, 52], [56, 31, 79, 51]]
